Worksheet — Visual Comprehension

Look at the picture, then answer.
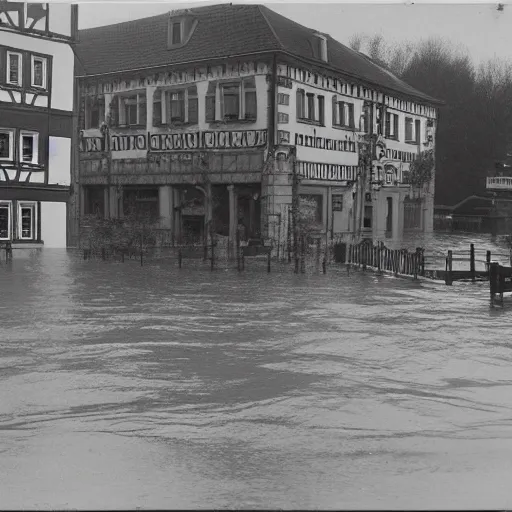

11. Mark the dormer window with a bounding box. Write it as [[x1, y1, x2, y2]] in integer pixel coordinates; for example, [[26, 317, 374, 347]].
[[167, 11, 198, 49], [313, 34, 328, 63], [171, 21, 182, 45]]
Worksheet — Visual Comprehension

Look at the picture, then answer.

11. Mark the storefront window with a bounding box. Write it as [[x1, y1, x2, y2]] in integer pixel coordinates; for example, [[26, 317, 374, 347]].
[[0, 202, 11, 240]]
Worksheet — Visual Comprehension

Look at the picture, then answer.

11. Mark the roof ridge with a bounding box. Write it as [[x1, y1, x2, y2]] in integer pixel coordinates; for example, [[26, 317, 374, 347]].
[[257, 5, 285, 51]]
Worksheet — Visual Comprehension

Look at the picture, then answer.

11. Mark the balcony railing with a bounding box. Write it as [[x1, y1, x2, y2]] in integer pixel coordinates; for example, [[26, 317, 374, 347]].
[[487, 176, 512, 190]]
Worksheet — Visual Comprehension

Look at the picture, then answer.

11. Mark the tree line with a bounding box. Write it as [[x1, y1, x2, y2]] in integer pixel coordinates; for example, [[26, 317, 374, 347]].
[[349, 34, 512, 206]]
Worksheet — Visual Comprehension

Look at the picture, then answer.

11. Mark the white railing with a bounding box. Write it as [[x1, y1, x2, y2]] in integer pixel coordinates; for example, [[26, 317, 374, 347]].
[[486, 176, 512, 190]]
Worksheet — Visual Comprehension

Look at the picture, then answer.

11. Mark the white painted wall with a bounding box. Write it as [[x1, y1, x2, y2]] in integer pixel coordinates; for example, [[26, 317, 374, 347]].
[[41, 202, 67, 248], [48, 136, 71, 186], [3, 32, 74, 112]]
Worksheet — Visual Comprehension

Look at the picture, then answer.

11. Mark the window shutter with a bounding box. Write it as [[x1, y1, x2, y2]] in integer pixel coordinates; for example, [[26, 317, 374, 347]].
[[296, 89, 303, 118], [405, 118, 413, 141], [339, 102, 345, 125], [385, 112, 391, 137], [109, 95, 119, 127], [245, 90, 257, 119], [139, 95, 147, 126], [318, 96, 324, 125], [393, 114, 399, 140], [205, 82, 216, 122], [153, 89, 162, 126], [332, 95, 337, 125], [79, 95, 86, 130], [415, 119, 421, 144], [188, 86, 198, 123], [348, 103, 354, 127]]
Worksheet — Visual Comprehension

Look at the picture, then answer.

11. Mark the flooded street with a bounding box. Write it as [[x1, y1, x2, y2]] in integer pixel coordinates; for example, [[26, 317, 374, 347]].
[[2, 237, 512, 510]]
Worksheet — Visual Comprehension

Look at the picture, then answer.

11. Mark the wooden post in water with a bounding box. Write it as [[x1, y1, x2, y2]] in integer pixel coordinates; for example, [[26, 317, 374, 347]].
[[140, 229, 144, 267], [362, 243, 367, 271], [445, 250, 453, 285], [489, 261, 499, 307], [210, 227, 214, 271], [300, 236, 306, 274], [486, 250, 491, 277], [178, 247, 182, 268], [267, 249, 271, 273], [470, 243, 476, 282], [236, 230, 241, 271]]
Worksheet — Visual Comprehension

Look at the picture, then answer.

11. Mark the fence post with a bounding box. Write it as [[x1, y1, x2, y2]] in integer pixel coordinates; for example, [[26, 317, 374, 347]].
[[470, 243, 475, 282], [445, 250, 453, 285], [362, 243, 367, 271], [377, 243, 381, 272], [393, 250, 399, 276], [178, 247, 182, 269], [267, 248, 271, 273]]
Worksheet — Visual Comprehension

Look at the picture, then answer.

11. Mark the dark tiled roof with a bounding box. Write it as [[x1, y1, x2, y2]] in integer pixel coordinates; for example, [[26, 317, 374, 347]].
[[76, 3, 439, 105]]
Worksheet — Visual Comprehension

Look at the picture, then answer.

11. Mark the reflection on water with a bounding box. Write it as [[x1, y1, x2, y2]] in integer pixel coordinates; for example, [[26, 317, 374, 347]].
[[2, 234, 512, 510]]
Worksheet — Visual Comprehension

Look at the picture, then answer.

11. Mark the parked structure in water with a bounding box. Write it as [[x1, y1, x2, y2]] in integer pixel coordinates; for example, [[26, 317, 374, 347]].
[[0, 2, 78, 249], [71, 3, 441, 254]]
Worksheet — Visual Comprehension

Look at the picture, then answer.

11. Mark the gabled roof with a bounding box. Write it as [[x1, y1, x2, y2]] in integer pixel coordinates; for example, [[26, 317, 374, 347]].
[[75, 3, 440, 105]]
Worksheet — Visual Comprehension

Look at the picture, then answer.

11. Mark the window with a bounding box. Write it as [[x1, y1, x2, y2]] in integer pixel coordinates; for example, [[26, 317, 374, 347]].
[[216, 79, 257, 122], [86, 97, 105, 129], [385, 112, 399, 140], [169, 91, 185, 122], [20, 132, 39, 164], [363, 205, 373, 229], [306, 93, 315, 121], [7, 52, 22, 86], [222, 84, 240, 120], [18, 202, 37, 240], [123, 187, 159, 220], [83, 186, 105, 216], [120, 93, 146, 126], [278, 112, 289, 123], [296, 88, 305, 119], [171, 21, 182, 45], [332, 97, 355, 128], [164, 86, 198, 124], [299, 194, 323, 224], [415, 119, 421, 145], [31, 56, 47, 88], [0, 130, 14, 160], [405, 117, 413, 142], [332, 194, 343, 211], [0, 202, 12, 241], [277, 93, 290, 105]]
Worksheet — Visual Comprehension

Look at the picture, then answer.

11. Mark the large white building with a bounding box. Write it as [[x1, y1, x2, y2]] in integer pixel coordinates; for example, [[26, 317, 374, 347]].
[[72, 4, 440, 254], [0, 1, 77, 250]]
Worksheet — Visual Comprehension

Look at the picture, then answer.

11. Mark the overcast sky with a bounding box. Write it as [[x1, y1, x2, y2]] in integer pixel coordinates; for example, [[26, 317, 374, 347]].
[[74, 0, 512, 67]]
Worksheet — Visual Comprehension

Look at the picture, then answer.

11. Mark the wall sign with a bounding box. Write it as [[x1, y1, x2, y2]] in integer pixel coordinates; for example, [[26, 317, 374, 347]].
[[297, 161, 359, 182], [80, 129, 268, 153]]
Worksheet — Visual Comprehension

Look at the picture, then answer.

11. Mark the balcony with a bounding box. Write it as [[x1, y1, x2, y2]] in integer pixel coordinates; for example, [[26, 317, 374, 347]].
[[486, 176, 512, 191]]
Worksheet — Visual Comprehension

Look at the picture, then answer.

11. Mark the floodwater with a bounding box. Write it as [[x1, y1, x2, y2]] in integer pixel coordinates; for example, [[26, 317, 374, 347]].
[[2, 234, 512, 510]]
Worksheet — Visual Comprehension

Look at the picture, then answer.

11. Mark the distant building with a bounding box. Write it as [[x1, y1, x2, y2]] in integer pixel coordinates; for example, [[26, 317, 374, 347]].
[[71, 4, 440, 253], [0, 2, 78, 249]]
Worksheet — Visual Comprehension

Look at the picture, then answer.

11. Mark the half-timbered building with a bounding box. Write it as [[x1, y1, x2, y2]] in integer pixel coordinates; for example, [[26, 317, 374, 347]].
[[0, 1, 77, 249], [72, 4, 441, 254]]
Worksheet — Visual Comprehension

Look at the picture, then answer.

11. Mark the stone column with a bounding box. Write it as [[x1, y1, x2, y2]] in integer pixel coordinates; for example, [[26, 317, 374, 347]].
[[228, 184, 237, 258]]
